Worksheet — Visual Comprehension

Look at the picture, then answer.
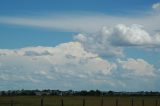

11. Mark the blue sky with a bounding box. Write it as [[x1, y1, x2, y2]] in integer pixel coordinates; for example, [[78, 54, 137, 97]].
[[0, 0, 160, 91], [0, 0, 159, 48], [0, 0, 157, 14]]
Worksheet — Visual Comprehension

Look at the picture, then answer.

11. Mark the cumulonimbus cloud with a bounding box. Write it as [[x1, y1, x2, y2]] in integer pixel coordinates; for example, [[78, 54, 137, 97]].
[[0, 41, 159, 90], [0, 42, 119, 90]]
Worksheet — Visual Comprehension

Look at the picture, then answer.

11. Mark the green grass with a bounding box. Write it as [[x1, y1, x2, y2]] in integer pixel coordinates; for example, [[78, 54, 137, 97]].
[[0, 96, 159, 106]]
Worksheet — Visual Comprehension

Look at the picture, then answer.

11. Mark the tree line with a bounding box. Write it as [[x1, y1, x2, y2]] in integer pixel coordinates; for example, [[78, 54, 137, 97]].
[[0, 89, 160, 96]]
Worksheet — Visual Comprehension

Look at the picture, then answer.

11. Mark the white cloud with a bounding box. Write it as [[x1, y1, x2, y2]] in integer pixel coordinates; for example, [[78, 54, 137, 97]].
[[0, 42, 159, 90], [152, 3, 160, 10], [0, 12, 160, 33], [0, 42, 117, 90], [107, 24, 152, 46], [117, 58, 156, 77], [153, 33, 160, 45], [0, 4, 160, 90], [74, 33, 124, 57], [74, 24, 160, 57]]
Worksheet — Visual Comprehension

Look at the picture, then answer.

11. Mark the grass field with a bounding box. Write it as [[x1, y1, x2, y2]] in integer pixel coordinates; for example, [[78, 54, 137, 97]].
[[0, 96, 159, 106]]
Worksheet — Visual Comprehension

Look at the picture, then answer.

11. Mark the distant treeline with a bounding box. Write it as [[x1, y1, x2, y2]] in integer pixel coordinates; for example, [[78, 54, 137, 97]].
[[0, 90, 160, 96]]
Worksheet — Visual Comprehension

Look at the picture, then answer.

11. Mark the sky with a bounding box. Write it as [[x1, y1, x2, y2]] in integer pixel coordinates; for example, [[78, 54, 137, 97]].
[[0, 0, 160, 91]]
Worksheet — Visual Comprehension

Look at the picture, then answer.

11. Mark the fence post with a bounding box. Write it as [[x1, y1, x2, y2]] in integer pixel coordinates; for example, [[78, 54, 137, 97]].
[[131, 98, 134, 106], [101, 97, 103, 106], [142, 99, 144, 106], [83, 98, 85, 106], [61, 99, 64, 106], [156, 99, 158, 106], [41, 97, 44, 106], [116, 99, 118, 106], [10, 99, 13, 106]]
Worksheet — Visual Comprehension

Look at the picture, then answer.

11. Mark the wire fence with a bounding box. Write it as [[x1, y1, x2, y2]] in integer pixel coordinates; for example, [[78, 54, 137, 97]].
[[0, 96, 159, 106]]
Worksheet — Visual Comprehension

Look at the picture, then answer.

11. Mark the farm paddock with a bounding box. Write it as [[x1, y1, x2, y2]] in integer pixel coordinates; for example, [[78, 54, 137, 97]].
[[0, 96, 159, 106]]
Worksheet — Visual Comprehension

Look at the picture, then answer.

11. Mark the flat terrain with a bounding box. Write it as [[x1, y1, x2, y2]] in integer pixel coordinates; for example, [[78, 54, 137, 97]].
[[0, 96, 159, 106]]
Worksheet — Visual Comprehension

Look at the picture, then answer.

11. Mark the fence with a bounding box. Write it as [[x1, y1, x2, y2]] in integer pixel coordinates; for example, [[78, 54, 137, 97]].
[[0, 96, 159, 106]]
